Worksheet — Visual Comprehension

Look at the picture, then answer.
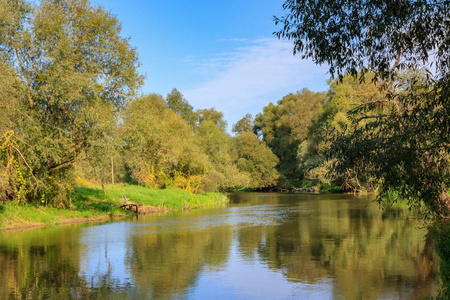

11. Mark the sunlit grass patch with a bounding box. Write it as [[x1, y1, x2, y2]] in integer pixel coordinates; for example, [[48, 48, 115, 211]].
[[0, 201, 124, 230], [0, 184, 227, 230], [75, 184, 227, 210], [73, 184, 228, 210]]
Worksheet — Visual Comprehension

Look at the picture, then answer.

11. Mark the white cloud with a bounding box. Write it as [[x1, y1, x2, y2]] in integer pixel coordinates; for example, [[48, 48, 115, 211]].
[[218, 38, 249, 42], [182, 38, 329, 130]]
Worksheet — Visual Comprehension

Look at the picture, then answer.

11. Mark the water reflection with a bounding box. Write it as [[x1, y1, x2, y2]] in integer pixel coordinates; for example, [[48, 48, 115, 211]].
[[79, 223, 133, 287], [0, 194, 437, 299]]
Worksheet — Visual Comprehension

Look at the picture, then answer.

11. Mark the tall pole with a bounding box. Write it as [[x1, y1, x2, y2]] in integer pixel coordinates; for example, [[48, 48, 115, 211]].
[[111, 156, 114, 184]]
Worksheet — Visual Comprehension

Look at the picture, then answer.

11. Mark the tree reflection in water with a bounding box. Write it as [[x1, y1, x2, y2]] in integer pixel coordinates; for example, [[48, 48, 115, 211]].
[[0, 194, 437, 299]]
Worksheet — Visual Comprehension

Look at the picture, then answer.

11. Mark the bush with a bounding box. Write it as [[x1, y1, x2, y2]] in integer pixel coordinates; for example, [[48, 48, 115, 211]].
[[319, 183, 340, 193], [427, 221, 450, 299]]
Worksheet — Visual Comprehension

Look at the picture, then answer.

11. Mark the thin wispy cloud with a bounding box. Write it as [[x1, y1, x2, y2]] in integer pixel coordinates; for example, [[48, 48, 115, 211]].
[[182, 38, 329, 129], [218, 38, 249, 42]]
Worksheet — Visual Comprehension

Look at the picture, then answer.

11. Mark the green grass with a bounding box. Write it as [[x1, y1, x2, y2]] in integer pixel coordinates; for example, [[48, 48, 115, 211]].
[[73, 184, 228, 210], [0, 184, 228, 230], [0, 201, 124, 230]]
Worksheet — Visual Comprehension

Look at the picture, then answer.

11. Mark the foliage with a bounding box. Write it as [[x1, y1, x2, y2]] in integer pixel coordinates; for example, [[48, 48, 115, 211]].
[[0, 0, 142, 205], [197, 108, 228, 132], [254, 88, 326, 178], [166, 88, 198, 127], [1, 0, 285, 207], [232, 113, 253, 134], [123, 94, 278, 193], [276, 0, 450, 216], [123, 94, 210, 192], [275, 0, 449, 80], [427, 221, 450, 299], [300, 74, 382, 192], [318, 183, 341, 194], [234, 131, 279, 189], [195, 115, 249, 191]]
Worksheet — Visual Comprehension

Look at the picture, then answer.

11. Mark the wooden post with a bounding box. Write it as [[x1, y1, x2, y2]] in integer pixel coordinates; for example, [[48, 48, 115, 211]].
[[111, 156, 114, 184]]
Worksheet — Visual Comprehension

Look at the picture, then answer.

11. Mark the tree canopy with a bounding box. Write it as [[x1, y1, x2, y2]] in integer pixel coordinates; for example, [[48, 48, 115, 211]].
[[166, 88, 197, 127], [275, 0, 449, 80], [276, 0, 450, 216], [254, 89, 326, 178], [232, 114, 253, 134], [0, 0, 142, 204]]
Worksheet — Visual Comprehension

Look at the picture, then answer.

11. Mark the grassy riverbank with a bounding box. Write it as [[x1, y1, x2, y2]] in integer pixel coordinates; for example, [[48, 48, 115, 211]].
[[74, 184, 228, 211], [0, 184, 228, 231]]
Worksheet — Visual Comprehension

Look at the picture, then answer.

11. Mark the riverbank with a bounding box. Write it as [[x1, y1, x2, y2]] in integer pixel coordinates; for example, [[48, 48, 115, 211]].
[[0, 184, 229, 231]]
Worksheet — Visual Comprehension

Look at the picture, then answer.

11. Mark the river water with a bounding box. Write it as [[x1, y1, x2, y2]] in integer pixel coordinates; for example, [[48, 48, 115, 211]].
[[0, 193, 437, 299]]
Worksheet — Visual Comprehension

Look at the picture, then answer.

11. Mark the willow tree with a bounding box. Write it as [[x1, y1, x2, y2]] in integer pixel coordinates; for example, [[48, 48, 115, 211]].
[[254, 89, 326, 178], [234, 131, 279, 189], [276, 0, 450, 217], [166, 88, 197, 128], [0, 0, 142, 205], [124, 94, 211, 193], [195, 108, 250, 191]]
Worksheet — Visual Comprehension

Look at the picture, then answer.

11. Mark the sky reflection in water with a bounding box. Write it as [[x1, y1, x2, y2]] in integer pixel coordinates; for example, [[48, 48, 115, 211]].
[[0, 193, 437, 299]]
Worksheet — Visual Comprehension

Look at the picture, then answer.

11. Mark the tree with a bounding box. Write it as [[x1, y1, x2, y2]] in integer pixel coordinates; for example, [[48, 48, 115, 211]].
[[124, 94, 210, 192], [275, 0, 450, 216], [254, 89, 326, 178], [197, 108, 228, 132], [300, 74, 382, 191], [234, 131, 279, 189], [166, 88, 197, 127], [232, 114, 253, 134], [195, 114, 249, 191], [0, 0, 142, 205], [275, 0, 449, 81]]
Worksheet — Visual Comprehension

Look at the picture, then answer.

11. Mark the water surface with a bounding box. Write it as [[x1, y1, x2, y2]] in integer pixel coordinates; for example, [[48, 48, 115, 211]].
[[0, 193, 436, 299]]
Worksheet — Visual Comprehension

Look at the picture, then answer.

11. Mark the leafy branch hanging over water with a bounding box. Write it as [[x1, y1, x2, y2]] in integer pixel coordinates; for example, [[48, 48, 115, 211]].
[[275, 0, 450, 217]]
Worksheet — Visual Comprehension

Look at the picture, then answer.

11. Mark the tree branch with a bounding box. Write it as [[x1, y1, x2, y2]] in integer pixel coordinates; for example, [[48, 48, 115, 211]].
[[348, 99, 389, 113], [48, 159, 76, 173], [102, 88, 128, 98], [10, 144, 39, 183], [14, 47, 34, 109]]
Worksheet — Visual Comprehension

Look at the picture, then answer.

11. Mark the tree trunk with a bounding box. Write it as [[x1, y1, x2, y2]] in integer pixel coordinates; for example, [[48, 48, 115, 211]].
[[439, 191, 450, 218]]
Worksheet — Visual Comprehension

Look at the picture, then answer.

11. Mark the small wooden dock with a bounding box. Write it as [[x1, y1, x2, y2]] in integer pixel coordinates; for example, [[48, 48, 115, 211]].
[[120, 196, 140, 214]]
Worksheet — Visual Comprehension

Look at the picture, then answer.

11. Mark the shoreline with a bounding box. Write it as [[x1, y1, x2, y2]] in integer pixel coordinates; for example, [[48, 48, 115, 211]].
[[0, 215, 120, 232], [0, 205, 198, 232], [0, 184, 229, 232]]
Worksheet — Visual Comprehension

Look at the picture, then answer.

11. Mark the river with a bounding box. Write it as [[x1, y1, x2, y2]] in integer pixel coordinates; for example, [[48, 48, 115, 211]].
[[0, 193, 437, 299]]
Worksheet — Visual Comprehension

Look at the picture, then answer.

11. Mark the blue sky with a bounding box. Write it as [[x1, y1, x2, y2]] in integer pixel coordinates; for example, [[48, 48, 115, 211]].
[[94, 0, 329, 131]]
